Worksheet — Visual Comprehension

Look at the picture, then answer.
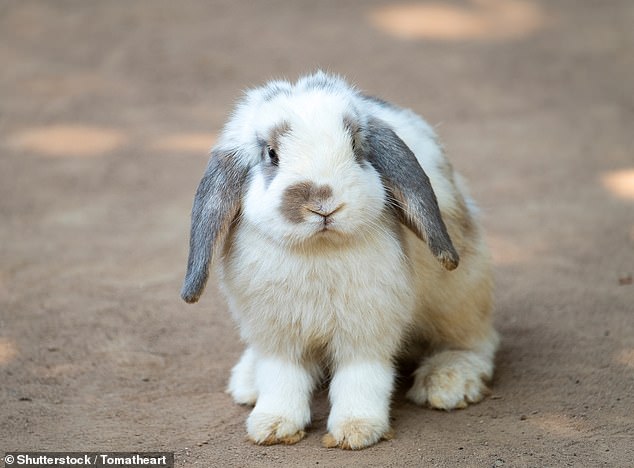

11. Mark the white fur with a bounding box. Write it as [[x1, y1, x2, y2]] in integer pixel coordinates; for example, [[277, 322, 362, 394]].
[[200, 71, 498, 449], [327, 361, 395, 449], [246, 353, 316, 444], [226, 346, 257, 405]]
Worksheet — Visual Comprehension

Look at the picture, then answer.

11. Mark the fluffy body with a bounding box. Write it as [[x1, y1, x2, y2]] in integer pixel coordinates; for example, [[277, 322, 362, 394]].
[[183, 72, 498, 449]]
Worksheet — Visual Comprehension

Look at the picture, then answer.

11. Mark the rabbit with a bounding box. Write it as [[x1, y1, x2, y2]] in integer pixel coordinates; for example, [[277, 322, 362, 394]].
[[181, 71, 498, 450]]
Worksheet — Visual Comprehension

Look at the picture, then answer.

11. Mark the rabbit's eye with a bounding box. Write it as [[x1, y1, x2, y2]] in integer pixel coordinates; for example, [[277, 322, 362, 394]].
[[268, 147, 279, 166]]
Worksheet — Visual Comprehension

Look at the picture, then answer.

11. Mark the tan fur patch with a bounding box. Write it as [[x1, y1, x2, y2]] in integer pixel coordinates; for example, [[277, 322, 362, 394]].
[[321, 432, 339, 449], [249, 420, 306, 446], [435, 157, 476, 254], [259, 429, 306, 446], [321, 421, 393, 450]]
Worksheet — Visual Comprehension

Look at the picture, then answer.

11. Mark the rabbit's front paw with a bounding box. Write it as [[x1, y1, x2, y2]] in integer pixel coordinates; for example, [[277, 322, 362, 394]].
[[322, 418, 392, 450], [406, 350, 492, 410], [247, 411, 307, 446]]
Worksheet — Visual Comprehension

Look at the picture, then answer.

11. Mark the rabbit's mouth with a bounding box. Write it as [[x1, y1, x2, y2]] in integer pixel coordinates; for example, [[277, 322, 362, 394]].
[[315, 223, 339, 237], [306, 218, 349, 243], [305, 204, 345, 235], [319, 215, 336, 231]]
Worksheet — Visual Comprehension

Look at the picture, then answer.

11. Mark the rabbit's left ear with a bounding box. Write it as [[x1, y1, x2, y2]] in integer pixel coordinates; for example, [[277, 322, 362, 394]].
[[362, 118, 459, 270], [181, 148, 249, 303]]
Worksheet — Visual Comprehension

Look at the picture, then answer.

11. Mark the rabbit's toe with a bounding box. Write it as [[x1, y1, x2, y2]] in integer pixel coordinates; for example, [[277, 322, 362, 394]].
[[247, 412, 306, 446], [406, 350, 492, 410], [322, 419, 392, 450]]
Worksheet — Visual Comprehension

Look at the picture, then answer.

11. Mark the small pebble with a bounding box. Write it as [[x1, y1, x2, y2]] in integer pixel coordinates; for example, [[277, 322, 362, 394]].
[[618, 274, 632, 285]]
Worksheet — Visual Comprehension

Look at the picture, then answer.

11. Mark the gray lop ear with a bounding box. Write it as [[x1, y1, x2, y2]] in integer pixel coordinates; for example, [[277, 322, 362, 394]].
[[181, 148, 249, 303], [363, 118, 459, 270]]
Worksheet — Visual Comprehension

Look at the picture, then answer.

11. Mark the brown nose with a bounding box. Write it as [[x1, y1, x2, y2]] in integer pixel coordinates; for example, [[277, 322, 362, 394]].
[[281, 181, 336, 224]]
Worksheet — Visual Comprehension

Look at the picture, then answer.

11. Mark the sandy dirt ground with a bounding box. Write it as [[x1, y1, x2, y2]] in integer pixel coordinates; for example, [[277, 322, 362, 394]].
[[1, 1, 633, 466]]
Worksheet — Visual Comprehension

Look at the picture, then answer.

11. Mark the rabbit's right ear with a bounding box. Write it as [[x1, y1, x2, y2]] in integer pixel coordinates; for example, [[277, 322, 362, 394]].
[[181, 148, 249, 303], [362, 118, 459, 271]]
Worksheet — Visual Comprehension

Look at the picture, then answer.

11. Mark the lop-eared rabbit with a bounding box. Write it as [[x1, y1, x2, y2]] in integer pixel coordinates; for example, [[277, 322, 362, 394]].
[[182, 72, 498, 449]]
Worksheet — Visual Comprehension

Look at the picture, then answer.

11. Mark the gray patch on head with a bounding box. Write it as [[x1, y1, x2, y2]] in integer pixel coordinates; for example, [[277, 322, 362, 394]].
[[281, 181, 334, 224], [181, 148, 250, 303], [299, 76, 334, 92], [260, 81, 292, 102], [343, 115, 366, 164], [296, 71, 349, 94], [257, 138, 277, 187], [259, 121, 291, 187], [361, 94, 402, 111], [361, 117, 459, 270], [269, 121, 291, 150], [361, 94, 400, 111]]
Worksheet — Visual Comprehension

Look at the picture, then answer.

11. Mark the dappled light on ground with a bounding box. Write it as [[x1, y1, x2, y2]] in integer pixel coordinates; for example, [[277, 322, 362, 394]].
[[367, 0, 545, 41], [151, 133, 215, 154], [6, 126, 216, 158], [616, 349, 634, 369], [529, 413, 590, 438], [0, 337, 18, 365], [487, 233, 539, 266], [601, 169, 634, 201], [8, 124, 126, 158]]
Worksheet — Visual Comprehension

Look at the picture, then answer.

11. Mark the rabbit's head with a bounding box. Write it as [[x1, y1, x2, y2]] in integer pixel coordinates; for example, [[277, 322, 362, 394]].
[[181, 72, 458, 303]]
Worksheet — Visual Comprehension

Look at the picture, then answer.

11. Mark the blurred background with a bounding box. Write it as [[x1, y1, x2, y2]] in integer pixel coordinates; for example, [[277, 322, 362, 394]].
[[1, 1, 632, 466]]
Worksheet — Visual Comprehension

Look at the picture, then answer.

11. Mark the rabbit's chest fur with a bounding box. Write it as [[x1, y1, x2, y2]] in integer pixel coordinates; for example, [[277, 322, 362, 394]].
[[219, 222, 416, 360]]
